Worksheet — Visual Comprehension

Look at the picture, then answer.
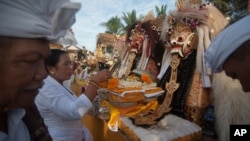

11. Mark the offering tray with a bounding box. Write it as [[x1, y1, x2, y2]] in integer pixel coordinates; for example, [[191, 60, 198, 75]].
[[98, 87, 164, 108]]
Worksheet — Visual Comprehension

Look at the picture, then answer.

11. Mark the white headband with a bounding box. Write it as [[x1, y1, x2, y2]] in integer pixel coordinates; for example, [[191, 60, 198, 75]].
[[0, 0, 81, 42], [205, 15, 250, 73]]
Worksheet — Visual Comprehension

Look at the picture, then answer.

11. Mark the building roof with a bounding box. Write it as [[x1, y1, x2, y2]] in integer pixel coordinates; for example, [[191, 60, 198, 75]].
[[65, 45, 81, 51]]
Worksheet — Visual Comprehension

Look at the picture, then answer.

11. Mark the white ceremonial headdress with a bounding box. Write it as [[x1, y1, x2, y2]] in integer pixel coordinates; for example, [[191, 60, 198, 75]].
[[205, 14, 250, 73], [0, 0, 81, 42]]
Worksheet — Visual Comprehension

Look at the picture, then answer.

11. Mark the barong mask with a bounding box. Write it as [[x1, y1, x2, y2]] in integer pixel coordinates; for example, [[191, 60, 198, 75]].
[[128, 23, 146, 54], [127, 14, 163, 55], [166, 17, 198, 58], [159, 0, 228, 80], [131, 0, 229, 126], [114, 14, 164, 79]]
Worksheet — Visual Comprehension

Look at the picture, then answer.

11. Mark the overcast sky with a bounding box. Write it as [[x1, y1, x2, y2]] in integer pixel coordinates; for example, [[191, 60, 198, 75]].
[[71, 0, 176, 51]]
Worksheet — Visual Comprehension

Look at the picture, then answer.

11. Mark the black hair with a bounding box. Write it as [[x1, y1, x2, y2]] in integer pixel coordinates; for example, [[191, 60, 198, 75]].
[[45, 49, 67, 70]]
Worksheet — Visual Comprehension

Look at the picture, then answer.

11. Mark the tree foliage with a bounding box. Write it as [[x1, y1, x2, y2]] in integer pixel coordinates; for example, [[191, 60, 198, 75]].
[[122, 9, 139, 32], [208, 0, 248, 23], [100, 4, 168, 35], [100, 16, 123, 34], [155, 4, 168, 17], [100, 1, 249, 35]]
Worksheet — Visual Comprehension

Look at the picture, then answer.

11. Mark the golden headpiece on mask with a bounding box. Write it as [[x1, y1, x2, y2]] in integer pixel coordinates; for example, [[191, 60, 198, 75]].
[[128, 23, 145, 52], [173, 22, 192, 35], [150, 14, 165, 34], [176, 0, 202, 10]]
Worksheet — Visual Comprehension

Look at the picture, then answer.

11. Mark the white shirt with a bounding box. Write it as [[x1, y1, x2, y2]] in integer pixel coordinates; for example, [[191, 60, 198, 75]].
[[0, 109, 31, 141], [35, 76, 93, 141]]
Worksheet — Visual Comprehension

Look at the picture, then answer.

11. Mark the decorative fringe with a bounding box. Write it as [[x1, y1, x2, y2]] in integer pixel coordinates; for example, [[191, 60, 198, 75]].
[[203, 25, 212, 76], [196, 26, 205, 74], [137, 37, 150, 70], [157, 49, 171, 79]]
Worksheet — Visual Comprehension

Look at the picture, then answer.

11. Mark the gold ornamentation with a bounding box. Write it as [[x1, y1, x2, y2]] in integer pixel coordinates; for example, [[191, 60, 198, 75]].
[[176, 0, 202, 10], [168, 22, 197, 57], [184, 105, 207, 126], [150, 14, 165, 33], [129, 24, 145, 52], [133, 54, 180, 125], [173, 22, 192, 35]]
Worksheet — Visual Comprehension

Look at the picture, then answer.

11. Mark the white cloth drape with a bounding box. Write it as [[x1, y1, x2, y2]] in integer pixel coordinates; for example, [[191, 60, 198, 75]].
[[0, 0, 81, 42]]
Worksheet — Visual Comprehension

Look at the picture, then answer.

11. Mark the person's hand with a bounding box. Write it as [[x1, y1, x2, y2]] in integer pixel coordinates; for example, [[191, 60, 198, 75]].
[[91, 69, 110, 83]]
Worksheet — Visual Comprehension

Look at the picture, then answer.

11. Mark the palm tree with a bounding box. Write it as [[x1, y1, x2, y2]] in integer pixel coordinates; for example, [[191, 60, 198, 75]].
[[155, 4, 168, 17], [229, 0, 248, 22], [100, 16, 124, 34], [209, 0, 248, 23], [121, 9, 140, 32], [209, 0, 229, 14]]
